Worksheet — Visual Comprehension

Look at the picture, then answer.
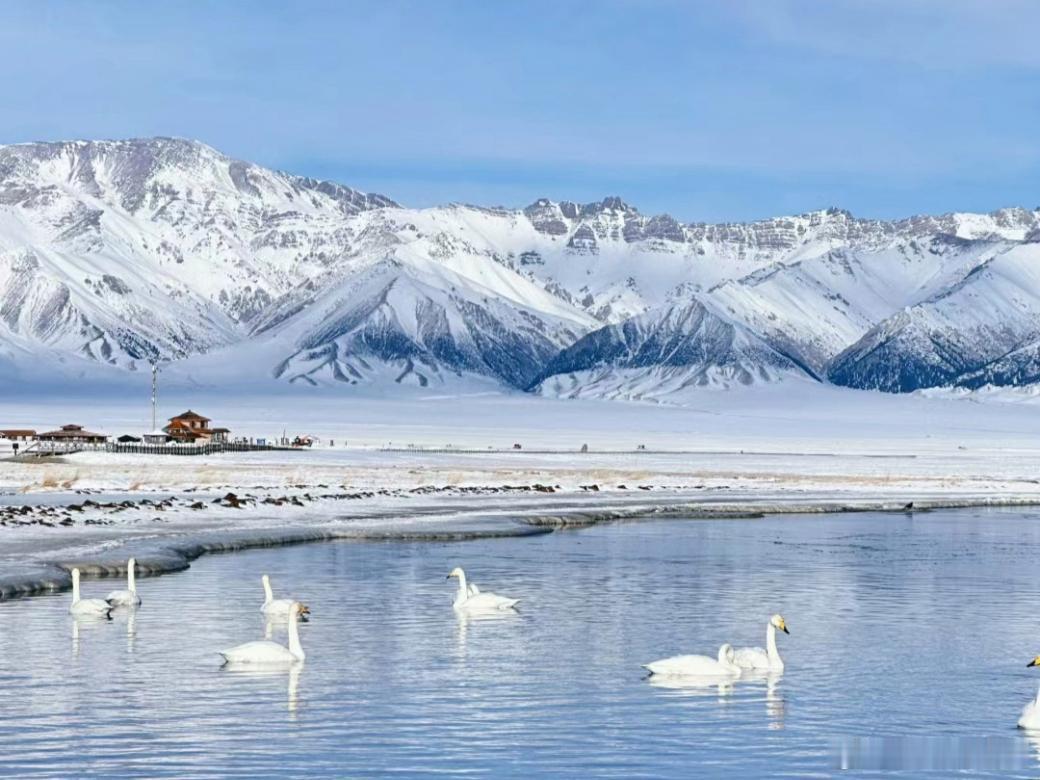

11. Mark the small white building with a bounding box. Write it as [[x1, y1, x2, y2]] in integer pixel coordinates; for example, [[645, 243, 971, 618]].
[[143, 429, 170, 445]]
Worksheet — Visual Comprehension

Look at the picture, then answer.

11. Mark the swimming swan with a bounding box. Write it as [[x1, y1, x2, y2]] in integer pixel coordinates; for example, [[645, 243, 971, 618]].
[[221, 601, 306, 666], [644, 643, 741, 678], [1020, 656, 1040, 729], [733, 614, 789, 671], [106, 557, 142, 607], [260, 574, 310, 619], [69, 568, 112, 618], [447, 567, 518, 611]]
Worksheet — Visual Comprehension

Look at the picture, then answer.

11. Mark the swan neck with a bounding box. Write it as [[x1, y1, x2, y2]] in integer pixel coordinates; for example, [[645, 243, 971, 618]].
[[72, 573, 80, 603], [127, 562, 136, 591], [262, 576, 273, 603], [287, 609, 304, 660], [766, 623, 781, 664], [456, 571, 468, 600]]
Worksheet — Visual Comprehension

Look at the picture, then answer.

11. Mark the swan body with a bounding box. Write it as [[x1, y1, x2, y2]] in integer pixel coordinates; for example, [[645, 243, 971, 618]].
[[106, 557, 142, 607], [733, 614, 789, 671], [447, 567, 518, 611], [260, 574, 310, 619], [644, 643, 741, 678], [222, 601, 306, 666], [1020, 657, 1040, 729], [69, 568, 112, 618], [1021, 688, 1040, 730]]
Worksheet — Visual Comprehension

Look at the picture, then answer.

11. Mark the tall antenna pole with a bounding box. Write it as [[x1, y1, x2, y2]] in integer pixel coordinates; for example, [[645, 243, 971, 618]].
[[151, 362, 159, 431]]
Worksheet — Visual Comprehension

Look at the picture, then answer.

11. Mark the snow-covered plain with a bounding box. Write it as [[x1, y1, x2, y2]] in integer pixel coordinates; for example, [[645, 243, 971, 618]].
[[2, 384, 1040, 599]]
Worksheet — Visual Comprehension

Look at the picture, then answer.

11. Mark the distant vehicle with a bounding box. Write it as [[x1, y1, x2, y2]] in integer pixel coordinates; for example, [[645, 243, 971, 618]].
[[292, 436, 315, 447], [512, 443, 522, 450]]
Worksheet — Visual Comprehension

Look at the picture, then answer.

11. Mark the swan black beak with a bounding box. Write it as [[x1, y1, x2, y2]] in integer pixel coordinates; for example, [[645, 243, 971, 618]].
[[782, 626, 790, 635], [1028, 658, 1039, 668]]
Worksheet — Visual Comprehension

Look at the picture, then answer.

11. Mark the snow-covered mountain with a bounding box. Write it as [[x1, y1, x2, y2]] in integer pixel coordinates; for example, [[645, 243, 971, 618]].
[[2, 136, 1039, 398], [533, 298, 812, 401]]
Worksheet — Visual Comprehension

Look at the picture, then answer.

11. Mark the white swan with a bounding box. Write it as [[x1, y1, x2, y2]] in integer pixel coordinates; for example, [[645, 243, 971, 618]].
[[644, 643, 741, 678], [260, 574, 310, 619], [1020, 656, 1040, 729], [69, 568, 112, 618], [106, 557, 142, 607], [447, 567, 518, 611], [733, 614, 789, 671], [221, 601, 306, 666]]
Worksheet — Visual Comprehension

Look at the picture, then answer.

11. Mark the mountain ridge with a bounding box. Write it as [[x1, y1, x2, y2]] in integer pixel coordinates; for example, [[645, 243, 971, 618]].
[[2, 136, 1039, 399]]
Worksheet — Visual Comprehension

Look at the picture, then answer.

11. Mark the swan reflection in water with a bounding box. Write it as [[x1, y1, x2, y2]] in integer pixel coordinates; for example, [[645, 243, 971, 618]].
[[71, 612, 110, 657], [454, 606, 521, 656], [120, 609, 137, 654], [646, 673, 737, 700], [738, 669, 786, 729], [224, 664, 303, 717], [647, 668, 785, 727]]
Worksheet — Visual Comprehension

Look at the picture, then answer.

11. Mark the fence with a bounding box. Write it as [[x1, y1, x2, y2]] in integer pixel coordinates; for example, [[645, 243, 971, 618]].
[[104, 441, 285, 456]]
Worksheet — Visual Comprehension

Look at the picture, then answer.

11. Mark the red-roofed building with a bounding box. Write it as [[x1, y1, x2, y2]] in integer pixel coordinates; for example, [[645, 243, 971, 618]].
[[163, 411, 230, 443]]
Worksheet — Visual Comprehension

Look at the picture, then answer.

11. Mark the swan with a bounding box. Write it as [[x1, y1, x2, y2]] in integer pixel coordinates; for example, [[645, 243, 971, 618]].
[[644, 643, 741, 678], [69, 568, 112, 618], [1020, 656, 1040, 729], [733, 614, 789, 671], [106, 557, 142, 607], [447, 567, 518, 611], [221, 601, 306, 666], [260, 574, 310, 619]]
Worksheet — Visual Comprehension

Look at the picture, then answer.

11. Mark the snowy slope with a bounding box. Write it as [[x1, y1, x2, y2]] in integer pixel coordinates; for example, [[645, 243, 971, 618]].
[[828, 243, 1040, 391], [533, 297, 812, 400], [248, 257, 593, 389], [708, 236, 1002, 374]]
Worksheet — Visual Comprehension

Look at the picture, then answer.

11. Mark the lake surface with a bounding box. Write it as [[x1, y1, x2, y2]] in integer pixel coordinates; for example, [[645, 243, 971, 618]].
[[3, 507, 1040, 777]]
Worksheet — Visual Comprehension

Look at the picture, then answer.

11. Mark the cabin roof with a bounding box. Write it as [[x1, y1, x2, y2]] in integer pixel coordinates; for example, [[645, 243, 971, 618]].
[[169, 410, 211, 422], [38, 425, 106, 439]]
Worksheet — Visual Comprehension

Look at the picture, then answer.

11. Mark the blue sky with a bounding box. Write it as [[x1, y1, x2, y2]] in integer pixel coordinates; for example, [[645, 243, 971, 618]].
[[3, 1, 1038, 222]]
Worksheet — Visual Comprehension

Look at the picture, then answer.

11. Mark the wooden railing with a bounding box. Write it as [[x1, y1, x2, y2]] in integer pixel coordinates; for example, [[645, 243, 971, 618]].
[[104, 441, 284, 456]]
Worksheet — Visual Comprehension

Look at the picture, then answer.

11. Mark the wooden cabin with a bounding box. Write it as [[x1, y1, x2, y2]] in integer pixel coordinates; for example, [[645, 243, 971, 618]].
[[37, 424, 108, 444], [163, 411, 230, 443]]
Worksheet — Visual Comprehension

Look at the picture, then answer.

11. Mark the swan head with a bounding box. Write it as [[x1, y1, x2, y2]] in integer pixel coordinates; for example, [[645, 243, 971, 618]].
[[290, 601, 307, 618], [299, 604, 311, 616], [718, 643, 735, 663], [1028, 656, 1040, 668], [128, 557, 136, 570], [447, 567, 465, 580], [262, 574, 270, 585], [770, 614, 789, 634]]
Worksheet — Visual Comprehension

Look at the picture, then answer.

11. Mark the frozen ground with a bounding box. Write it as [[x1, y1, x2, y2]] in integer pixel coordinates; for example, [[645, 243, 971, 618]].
[[1, 384, 1039, 598]]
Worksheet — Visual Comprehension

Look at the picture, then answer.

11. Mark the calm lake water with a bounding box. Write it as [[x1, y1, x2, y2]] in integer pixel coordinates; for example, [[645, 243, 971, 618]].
[[3, 507, 1040, 777]]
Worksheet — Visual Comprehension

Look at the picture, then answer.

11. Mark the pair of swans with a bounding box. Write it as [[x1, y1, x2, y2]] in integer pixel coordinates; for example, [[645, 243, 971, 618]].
[[219, 574, 310, 667], [221, 601, 307, 666], [70, 558, 142, 618], [644, 614, 789, 679], [447, 567, 519, 612]]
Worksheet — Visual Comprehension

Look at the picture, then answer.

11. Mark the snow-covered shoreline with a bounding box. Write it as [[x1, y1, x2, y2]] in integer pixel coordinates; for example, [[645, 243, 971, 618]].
[[2, 477, 1039, 602], [3, 387, 1040, 602]]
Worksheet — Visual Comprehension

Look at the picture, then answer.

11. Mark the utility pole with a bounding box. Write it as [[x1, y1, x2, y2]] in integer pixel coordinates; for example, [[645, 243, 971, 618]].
[[151, 362, 159, 431]]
